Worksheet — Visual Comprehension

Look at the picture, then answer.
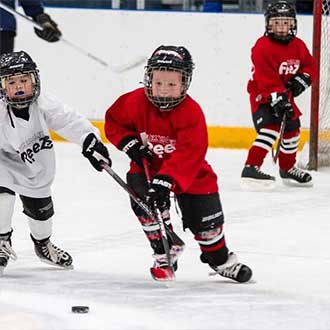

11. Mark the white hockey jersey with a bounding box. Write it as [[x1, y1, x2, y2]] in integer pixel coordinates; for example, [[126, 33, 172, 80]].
[[0, 93, 99, 198]]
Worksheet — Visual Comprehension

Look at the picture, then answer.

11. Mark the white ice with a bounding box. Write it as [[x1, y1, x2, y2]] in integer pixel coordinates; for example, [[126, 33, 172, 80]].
[[1, 143, 330, 330]]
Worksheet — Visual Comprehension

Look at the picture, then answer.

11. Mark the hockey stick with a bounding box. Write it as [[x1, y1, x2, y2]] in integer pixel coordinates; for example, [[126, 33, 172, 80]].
[[141, 159, 184, 245], [101, 162, 155, 219], [272, 112, 287, 164], [139, 132, 184, 246], [142, 159, 174, 272], [100, 162, 184, 247], [0, 2, 146, 73]]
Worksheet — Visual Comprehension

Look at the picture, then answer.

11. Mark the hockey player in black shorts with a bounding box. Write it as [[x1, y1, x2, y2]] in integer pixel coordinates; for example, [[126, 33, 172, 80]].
[[105, 45, 253, 282]]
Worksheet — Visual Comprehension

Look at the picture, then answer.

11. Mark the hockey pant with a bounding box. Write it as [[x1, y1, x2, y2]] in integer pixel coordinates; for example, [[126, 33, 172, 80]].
[[0, 186, 54, 240], [245, 103, 301, 171], [176, 193, 229, 267]]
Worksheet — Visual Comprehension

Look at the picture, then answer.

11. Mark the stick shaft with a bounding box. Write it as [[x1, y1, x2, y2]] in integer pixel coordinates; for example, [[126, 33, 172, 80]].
[[0, 2, 109, 67], [142, 159, 174, 270], [0, 2, 147, 72], [272, 113, 287, 163], [0, 2, 43, 29]]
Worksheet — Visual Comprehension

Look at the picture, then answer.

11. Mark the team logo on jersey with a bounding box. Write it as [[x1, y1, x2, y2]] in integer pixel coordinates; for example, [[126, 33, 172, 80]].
[[141, 132, 176, 158], [19, 134, 53, 164], [278, 59, 300, 75]]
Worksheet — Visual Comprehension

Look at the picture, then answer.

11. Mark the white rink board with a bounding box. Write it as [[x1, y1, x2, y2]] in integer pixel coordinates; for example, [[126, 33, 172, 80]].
[[16, 8, 313, 127]]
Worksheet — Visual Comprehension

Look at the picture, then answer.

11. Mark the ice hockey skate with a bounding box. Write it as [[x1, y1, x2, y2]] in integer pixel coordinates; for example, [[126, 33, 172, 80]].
[[150, 244, 184, 281], [241, 165, 276, 190], [279, 166, 313, 187], [31, 235, 73, 269], [0, 232, 17, 276], [208, 252, 253, 283]]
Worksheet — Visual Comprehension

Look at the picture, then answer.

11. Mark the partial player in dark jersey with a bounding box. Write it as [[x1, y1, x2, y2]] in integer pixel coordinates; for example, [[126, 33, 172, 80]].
[[105, 45, 252, 283], [0, 0, 61, 55], [241, 0, 316, 189]]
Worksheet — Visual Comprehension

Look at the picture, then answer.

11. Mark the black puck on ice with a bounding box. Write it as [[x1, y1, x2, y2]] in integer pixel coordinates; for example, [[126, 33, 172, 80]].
[[71, 306, 89, 313]]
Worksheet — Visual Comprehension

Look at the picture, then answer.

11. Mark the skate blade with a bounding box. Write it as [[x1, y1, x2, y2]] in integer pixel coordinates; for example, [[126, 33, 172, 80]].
[[38, 258, 74, 270], [150, 267, 175, 282], [281, 178, 313, 188], [240, 178, 276, 191]]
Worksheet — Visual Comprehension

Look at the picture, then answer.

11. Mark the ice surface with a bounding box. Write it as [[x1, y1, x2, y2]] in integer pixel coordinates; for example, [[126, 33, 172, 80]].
[[1, 143, 329, 330]]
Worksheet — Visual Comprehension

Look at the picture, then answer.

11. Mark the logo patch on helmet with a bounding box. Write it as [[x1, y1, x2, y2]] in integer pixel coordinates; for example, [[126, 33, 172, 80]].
[[154, 50, 184, 60]]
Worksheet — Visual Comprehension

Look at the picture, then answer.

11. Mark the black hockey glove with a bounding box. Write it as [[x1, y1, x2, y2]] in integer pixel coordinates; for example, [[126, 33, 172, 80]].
[[286, 73, 311, 97], [269, 92, 294, 119], [82, 133, 111, 171], [33, 13, 61, 42], [146, 175, 173, 211], [119, 136, 153, 168]]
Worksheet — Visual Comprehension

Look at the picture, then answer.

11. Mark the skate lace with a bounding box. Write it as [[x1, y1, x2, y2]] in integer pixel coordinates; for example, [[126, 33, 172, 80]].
[[288, 167, 304, 178], [217, 263, 241, 279], [41, 241, 66, 263], [153, 244, 184, 268], [254, 166, 270, 176], [153, 255, 168, 268], [0, 240, 17, 261], [209, 252, 238, 277]]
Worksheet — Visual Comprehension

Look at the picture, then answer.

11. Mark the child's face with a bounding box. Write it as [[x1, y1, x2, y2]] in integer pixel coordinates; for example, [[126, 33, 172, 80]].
[[268, 17, 295, 37], [3, 74, 34, 102], [151, 70, 183, 98]]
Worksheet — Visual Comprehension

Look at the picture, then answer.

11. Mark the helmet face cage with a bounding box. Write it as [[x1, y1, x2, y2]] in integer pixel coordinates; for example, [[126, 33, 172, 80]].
[[144, 45, 194, 111], [264, 1, 297, 43], [0, 51, 40, 108]]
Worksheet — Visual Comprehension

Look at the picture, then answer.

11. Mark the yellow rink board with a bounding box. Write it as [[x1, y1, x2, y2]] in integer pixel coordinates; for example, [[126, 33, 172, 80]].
[[50, 121, 310, 151]]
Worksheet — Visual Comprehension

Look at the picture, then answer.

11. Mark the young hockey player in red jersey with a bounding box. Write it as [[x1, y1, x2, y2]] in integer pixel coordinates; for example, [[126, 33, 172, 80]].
[[0, 51, 111, 275], [241, 0, 316, 189], [105, 45, 252, 282]]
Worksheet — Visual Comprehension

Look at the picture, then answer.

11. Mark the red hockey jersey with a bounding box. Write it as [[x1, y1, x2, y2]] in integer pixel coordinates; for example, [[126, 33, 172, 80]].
[[105, 88, 218, 195], [247, 35, 316, 118]]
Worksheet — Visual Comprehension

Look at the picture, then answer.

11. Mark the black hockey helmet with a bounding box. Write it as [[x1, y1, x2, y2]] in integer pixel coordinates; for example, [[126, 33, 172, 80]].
[[0, 50, 40, 108], [265, 1, 297, 43], [144, 45, 195, 111]]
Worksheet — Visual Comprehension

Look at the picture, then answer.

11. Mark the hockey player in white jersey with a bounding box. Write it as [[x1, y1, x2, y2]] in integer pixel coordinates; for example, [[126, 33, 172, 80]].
[[0, 51, 111, 275]]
